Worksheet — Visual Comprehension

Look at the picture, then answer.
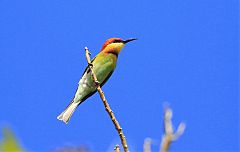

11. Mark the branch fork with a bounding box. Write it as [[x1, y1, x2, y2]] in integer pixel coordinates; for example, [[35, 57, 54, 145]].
[[160, 107, 186, 152], [84, 47, 129, 152]]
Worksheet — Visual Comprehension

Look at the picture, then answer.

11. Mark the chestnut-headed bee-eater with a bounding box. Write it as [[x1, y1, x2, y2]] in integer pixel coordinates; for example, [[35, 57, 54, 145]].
[[57, 38, 137, 124]]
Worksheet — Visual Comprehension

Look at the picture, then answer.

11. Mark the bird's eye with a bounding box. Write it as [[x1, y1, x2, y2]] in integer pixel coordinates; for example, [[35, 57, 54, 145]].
[[112, 40, 122, 43]]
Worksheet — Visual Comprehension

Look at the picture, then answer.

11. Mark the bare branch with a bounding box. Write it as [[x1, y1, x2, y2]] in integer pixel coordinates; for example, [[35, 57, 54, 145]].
[[160, 107, 186, 152], [114, 145, 120, 152], [143, 138, 152, 152], [84, 47, 129, 152]]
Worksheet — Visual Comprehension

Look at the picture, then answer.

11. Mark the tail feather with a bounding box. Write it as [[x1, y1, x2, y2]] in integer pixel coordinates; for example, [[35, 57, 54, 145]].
[[57, 101, 79, 124]]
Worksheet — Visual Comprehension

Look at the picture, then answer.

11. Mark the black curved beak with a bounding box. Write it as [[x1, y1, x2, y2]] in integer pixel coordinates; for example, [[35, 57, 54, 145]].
[[123, 38, 137, 44]]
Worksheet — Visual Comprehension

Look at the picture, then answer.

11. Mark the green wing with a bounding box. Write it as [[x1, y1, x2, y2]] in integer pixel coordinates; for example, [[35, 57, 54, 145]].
[[77, 53, 117, 103], [80, 72, 113, 103]]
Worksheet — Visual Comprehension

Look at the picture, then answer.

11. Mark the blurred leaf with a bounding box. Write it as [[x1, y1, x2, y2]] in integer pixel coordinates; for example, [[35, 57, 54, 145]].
[[0, 128, 23, 152]]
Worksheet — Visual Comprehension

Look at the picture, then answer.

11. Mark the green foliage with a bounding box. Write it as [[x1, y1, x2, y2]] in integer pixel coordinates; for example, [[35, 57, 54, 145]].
[[0, 128, 23, 152]]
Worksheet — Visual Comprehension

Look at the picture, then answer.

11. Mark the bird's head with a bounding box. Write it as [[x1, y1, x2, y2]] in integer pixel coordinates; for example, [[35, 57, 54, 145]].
[[101, 38, 137, 55]]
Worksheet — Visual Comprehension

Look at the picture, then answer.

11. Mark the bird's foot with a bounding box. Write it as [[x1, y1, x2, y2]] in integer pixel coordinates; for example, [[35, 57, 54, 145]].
[[88, 63, 93, 67], [95, 80, 100, 86]]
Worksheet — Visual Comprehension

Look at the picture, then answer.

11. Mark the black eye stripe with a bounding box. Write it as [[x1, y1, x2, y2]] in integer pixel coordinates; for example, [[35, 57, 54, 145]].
[[112, 40, 122, 43]]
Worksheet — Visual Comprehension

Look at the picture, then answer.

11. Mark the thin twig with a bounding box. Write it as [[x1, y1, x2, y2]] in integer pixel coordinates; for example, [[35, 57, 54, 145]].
[[114, 145, 120, 152], [143, 138, 152, 152], [160, 107, 186, 152], [84, 47, 129, 152]]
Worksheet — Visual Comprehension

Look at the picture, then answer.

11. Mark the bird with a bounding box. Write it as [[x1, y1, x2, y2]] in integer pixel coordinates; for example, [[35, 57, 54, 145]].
[[57, 37, 137, 124]]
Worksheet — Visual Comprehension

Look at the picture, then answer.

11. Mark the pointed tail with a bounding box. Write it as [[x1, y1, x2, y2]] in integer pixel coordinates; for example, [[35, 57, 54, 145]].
[[57, 101, 79, 124]]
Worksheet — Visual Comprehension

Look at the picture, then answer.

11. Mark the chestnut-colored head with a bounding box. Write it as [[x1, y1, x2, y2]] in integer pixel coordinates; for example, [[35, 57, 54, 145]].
[[101, 38, 137, 55]]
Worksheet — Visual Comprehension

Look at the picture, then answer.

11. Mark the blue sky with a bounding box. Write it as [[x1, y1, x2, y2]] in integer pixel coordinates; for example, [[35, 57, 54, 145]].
[[0, 0, 238, 151]]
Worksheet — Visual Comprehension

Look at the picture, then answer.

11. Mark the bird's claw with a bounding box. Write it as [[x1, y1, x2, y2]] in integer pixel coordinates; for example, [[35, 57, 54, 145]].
[[88, 63, 93, 67], [95, 80, 100, 86]]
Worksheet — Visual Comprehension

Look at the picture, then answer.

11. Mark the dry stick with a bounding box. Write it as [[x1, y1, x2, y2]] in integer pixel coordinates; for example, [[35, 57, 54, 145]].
[[143, 138, 152, 152], [84, 47, 128, 152], [114, 145, 121, 152], [160, 107, 186, 152]]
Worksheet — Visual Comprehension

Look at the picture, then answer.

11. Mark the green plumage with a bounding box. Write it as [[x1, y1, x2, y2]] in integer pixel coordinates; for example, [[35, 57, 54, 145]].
[[75, 52, 117, 103], [57, 37, 136, 124], [57, 52, 117, 123]]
